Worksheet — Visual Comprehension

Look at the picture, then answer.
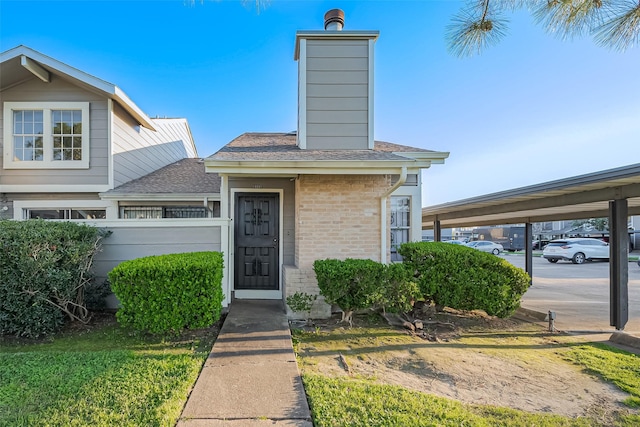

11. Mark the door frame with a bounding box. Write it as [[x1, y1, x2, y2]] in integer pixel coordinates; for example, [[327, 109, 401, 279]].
[[230, 188, 284, 300]]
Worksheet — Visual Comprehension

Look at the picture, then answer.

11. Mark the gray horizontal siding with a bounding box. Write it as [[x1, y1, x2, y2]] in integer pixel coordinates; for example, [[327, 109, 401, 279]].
[[0, 78, 109, 184], [303, 39, 370, 150], [93, 225, 222, 281], [306, 41, 369, 58]]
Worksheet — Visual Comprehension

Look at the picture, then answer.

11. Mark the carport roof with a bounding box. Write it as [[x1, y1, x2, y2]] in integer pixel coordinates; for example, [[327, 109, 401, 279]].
[[422, 163, 640, 228]]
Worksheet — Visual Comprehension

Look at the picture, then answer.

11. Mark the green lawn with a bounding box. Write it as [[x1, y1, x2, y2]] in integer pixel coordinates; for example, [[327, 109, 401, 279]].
[[0, 319, 217, 427]]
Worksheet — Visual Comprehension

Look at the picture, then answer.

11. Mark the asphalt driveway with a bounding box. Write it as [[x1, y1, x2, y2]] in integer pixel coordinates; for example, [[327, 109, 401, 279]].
[[502, 254, 640, 334]]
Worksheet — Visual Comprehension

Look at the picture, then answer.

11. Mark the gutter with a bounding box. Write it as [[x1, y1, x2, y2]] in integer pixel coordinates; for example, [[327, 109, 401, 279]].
[[381, 166, 407, 264]]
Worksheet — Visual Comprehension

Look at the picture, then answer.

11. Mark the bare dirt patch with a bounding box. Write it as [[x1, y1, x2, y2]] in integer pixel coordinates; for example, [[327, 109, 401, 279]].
[[294, 308, 637, 422]]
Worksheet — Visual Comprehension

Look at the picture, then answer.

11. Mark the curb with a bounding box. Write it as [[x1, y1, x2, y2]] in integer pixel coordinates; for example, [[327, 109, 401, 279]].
[[609, 331, 640, 351]]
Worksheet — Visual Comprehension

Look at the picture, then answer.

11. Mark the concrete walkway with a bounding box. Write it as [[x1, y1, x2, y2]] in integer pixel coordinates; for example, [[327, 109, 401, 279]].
[[178, 300, 312, 426]]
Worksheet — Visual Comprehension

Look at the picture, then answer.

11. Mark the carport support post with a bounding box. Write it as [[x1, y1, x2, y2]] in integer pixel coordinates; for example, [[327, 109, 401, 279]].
[[434, 218, 441, 242], [609, 199, 629, 330], [524, 222, 533, 285]]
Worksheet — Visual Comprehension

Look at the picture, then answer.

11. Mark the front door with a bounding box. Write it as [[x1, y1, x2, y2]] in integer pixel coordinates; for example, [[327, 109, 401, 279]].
[[234, 193, 279, 293]]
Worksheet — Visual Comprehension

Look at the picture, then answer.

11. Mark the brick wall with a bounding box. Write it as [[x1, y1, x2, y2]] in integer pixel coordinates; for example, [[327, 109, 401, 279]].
[[284, 174, 391, 318]]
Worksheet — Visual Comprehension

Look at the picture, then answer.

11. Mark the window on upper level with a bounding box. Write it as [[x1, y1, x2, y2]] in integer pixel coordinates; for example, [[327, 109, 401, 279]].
[[3, 102, 90, 169]]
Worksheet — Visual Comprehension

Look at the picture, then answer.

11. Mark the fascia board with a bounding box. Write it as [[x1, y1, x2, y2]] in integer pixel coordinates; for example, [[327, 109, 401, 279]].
[[3, 46, 156, 131], [294, 30, 379, 60], [204, 162, 434, 176], [395, 151, 450, 164], [99, 193, 220, 201]]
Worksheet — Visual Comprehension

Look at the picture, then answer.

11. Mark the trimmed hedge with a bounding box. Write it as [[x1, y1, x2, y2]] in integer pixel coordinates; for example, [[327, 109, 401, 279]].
[[314, 259, 384, 320], [109, 251, 224, 335], [0, 220, 107, 338], [313, 259, 420, 321], [399, 242, 531, 318]]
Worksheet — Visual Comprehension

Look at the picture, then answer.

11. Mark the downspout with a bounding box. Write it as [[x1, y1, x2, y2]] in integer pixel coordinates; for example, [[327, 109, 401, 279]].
[[381, 166, 407, 264]]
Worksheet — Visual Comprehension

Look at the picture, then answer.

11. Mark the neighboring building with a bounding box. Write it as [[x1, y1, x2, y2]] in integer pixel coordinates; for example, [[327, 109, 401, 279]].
[[0, 45, 198, 221], [205, 10, 448, 316], [0, 46, 227, 304]]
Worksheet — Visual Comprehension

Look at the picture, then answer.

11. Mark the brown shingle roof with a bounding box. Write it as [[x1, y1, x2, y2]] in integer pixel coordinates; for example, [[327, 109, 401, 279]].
[[206, 133, 436, 162], [103, 158, 220, 195]]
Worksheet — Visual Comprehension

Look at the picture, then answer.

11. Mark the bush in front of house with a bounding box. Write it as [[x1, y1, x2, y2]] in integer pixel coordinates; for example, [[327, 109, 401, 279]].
[[313, 258, 385, 324], [398, 241, 531, 318], [109, 251, 224, 335], [0, 220, 108, 338], [313, 259, 420, 323]]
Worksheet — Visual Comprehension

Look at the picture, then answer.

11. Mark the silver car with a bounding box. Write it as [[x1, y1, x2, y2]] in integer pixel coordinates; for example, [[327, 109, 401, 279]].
[[542, 238, 609, 264], [467, 240, 503, 255]]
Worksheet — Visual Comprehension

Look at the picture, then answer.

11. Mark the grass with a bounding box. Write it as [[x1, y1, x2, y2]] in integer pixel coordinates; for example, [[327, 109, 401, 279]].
[[293, 319, 640, 427], [0, 317, 218, 427], [302, 374, 593, 427], [564, 343, 640, 409]]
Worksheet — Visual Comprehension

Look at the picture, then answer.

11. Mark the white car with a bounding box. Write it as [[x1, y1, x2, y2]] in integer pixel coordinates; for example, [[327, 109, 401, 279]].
[[542, 238, 609, 264], [466, 240, 503, 255]]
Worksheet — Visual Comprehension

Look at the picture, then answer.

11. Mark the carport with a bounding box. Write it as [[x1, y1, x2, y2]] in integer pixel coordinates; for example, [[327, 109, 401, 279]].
[[422, 163, 640, 330]]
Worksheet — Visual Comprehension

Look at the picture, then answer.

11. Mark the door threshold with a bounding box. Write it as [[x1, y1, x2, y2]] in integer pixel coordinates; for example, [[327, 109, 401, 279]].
[[234, 290, 282, 300]]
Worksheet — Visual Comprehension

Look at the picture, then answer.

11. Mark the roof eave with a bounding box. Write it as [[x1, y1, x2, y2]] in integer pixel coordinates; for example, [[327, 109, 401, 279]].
[[204, 159, 434, 175], [100, 192, 221, 201], [1, 46, 156, 131]]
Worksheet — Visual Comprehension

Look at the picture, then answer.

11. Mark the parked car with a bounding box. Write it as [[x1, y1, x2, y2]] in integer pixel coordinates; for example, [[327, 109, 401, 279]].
[[542, 238, 609, 264], [444, 240, 466, 245], [466, 240, 503, 255]]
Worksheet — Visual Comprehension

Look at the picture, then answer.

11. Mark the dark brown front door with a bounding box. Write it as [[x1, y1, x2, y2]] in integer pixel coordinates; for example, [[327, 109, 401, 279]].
[[235, 193, 279, 290]]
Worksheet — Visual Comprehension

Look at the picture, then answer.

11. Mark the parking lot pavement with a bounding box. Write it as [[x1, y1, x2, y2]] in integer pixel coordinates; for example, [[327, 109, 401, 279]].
[[501, 254, 640, 335]]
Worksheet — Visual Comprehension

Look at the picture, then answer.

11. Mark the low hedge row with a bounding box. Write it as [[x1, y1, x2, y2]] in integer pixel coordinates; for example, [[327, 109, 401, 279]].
[[109, 251, 224, 335], [314, 242, 531, 320]]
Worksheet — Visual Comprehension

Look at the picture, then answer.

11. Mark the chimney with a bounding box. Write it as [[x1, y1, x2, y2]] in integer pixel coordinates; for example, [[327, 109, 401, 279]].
[[324, 9, 344, 31], [294, 11, 379, 150]]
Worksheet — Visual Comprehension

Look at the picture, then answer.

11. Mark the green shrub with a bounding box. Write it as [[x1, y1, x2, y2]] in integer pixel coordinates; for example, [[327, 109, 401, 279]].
[[374, 263, 421, 314], [399, 242, 530, 318], [0, 220, 108, 338], [109, 251, 224, 335], [314, 258, 385, 324]]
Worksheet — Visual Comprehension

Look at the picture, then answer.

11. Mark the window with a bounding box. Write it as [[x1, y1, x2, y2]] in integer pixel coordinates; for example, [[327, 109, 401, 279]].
[[27, 209, 106, 220], [390, 196, 410, 262], [3, 102, 90, 169], [120, 206, 208, 219]]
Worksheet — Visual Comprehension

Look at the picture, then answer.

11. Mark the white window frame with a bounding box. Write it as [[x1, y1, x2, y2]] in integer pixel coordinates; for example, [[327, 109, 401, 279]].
[[13, 200, 109, 221], [3, 101, 90, 169], [390, 195, 411, 262]]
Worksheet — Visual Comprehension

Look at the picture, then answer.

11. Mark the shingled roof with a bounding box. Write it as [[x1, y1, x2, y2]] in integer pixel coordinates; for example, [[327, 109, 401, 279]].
[[102, 158, 220, 196], [207, 133, 439, 162]]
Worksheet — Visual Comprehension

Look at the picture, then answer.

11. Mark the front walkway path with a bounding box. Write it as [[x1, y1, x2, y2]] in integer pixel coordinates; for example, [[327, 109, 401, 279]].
[[177, 300, 312, 426]]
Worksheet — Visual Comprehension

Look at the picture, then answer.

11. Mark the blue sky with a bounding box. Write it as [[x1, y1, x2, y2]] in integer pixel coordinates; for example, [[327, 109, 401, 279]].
[[2, 0, 638, 206]]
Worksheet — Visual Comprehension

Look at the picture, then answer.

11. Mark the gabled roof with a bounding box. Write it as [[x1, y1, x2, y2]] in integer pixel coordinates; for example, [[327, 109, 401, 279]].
[[205, 133, 449, 175], [101, 158, 220, 199], [0, 45, 156, 131]]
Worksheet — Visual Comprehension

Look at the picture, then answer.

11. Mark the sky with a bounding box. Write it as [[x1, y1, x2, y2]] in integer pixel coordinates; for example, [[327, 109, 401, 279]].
[[1, 0, 638, 207]]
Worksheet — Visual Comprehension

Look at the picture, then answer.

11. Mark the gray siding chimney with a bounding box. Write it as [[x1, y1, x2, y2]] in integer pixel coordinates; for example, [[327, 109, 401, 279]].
[[294, 10, 379, 150]]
